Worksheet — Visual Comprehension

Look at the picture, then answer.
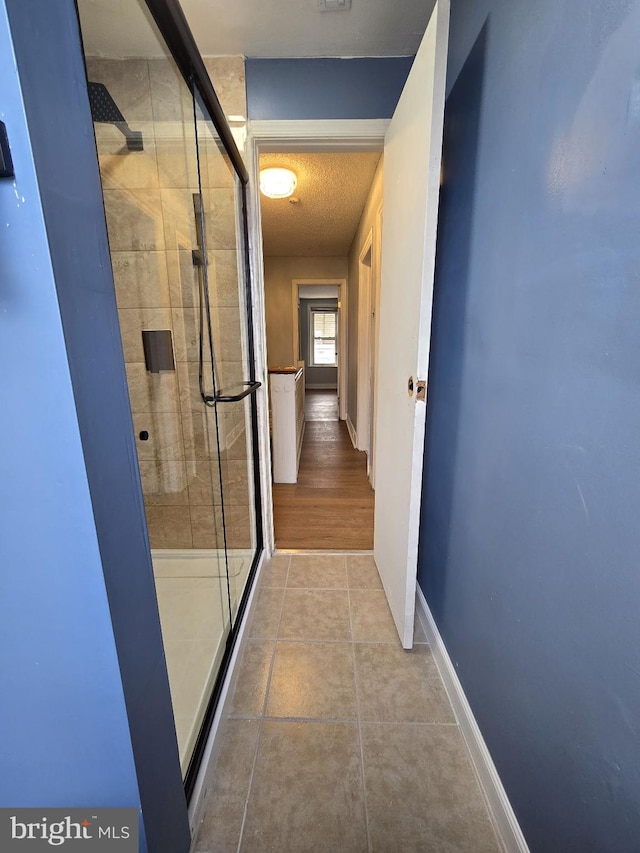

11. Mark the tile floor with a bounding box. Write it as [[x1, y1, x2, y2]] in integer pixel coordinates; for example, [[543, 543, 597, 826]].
[[192, 553, 502, 853]]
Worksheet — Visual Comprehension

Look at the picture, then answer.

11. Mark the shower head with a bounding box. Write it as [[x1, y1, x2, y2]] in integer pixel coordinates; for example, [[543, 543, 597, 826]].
[[88, 82, 144, 152]]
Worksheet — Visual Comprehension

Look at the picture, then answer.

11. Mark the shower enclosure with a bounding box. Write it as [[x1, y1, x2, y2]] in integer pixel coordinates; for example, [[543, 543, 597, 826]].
[[75, 0, 262, 795]]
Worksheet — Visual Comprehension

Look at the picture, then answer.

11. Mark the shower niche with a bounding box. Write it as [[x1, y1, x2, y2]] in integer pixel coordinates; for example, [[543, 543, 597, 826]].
[[76, 0, 261, 794]]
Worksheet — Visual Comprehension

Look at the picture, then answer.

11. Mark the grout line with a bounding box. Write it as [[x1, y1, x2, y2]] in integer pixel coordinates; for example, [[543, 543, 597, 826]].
[[234, 554, 290, 853], [226, 714, 460, 726], [353, 719, 460, 728], [274, 549, 374, 556], [244, 635, 428, 647], [254, 715, 358, 724], [348, 581, 373, 853], [262, 584, 384, 592]]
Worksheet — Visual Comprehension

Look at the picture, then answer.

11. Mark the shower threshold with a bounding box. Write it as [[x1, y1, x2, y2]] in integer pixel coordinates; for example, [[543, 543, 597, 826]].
[[152, 548, 254, 579]]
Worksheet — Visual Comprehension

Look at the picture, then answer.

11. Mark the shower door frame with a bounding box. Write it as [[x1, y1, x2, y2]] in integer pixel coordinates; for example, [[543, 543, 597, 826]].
[[140, 0, 265, 800]]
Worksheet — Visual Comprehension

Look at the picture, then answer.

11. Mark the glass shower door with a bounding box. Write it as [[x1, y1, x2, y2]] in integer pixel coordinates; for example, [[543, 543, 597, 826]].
[[75, 0, 235, 780], [193, 91, 260, 621]]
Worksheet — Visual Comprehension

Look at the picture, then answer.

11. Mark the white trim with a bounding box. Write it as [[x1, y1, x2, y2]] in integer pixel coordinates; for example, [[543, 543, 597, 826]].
[[249, 119, 388, 151], [346, 415, 358, 448], [292, 278, 347, 421], [245, 134, 275, 555], [369, 202, 383, 490], [188, 550, 266, 837], [356, 230, 373, 454], [415, 588, 530, 853], [307, 304, 338, 369]]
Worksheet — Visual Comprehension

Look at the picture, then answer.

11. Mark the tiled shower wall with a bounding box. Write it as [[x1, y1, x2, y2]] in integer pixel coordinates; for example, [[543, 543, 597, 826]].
[[87, 56, 252, 550]]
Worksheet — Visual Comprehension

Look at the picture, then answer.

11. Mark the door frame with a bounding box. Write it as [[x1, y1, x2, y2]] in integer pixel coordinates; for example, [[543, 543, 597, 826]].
[[292, 278, 347, 418], [356, 231, 373, 460], [246, 120, 388, 552], [369, 202, 383, 489]]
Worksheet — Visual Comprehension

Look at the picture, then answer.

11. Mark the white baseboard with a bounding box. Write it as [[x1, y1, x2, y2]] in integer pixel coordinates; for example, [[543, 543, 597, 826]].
[[346, 415, 357, 448], [415, 587, 529, 853], [187, 550, 266, 838]]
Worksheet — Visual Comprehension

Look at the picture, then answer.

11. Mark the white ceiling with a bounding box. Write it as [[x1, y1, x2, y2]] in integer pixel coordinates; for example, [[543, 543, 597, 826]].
[[259, 152, 381, 256], [78, 0, 432, 58]]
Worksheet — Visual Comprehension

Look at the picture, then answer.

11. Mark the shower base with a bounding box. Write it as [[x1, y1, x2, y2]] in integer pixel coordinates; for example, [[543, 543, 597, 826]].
[[151, 548, 254, 774]]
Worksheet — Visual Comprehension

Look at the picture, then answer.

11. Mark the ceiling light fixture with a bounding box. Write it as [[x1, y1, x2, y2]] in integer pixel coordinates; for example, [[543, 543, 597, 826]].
[[260, 167, 297, 199]]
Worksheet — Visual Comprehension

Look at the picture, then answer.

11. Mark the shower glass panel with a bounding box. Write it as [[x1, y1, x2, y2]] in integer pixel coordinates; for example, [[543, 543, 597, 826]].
[[74, 0, 259, 783], [193, 91, 258, 618]]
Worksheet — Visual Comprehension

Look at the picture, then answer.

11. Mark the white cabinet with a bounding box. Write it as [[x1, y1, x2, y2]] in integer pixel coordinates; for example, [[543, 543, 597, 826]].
[[270, 367, 305, 483]]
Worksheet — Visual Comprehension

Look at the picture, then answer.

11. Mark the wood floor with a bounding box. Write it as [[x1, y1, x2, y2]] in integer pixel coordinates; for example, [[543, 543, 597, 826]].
[[272, 390, 374, 550]]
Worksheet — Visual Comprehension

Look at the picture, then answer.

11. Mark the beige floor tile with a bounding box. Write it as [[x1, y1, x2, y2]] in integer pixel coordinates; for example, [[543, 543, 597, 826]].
[[350, 589, 399, 643], [346, 554, 383, 589], [361, 723, 500, 853], [286, 554, 348, 589], [266, 642, 357, 720], [258, 554, 290, 588], [240, 721, 368, 853], [279, 589, 351, 641], [192, 718, 261, 853], [229, 641, 275, 717], [247, 588, 284, 639], [354, 643, 455, 723]]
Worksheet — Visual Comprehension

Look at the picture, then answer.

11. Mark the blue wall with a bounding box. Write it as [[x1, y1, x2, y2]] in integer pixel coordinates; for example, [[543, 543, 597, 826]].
[[0, 0, 141, 821], [418, 1, 640, 850], [246, 57, 413, 119]]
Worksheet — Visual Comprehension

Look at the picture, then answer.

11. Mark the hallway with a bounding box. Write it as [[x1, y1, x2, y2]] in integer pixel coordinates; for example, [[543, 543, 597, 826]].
[[193, 552, 501, 852], [272, 391, 374, 550]]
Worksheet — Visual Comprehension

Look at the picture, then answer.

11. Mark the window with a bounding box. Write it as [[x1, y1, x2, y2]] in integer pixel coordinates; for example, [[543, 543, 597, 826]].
[[310, 308, 337, 367]]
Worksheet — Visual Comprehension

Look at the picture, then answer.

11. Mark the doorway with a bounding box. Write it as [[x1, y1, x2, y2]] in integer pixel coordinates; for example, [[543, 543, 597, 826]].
[[356, 234, 379, 485], [293, 279, 346, 419], [257, 150, 381, 549]]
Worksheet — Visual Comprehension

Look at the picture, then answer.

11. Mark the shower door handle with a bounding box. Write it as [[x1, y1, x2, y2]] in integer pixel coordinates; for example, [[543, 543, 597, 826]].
[[214, 381, 262, 403]]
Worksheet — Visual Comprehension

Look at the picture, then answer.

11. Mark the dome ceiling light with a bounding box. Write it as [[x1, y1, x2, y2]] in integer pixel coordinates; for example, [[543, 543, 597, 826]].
[[260, 167, 297, 199]]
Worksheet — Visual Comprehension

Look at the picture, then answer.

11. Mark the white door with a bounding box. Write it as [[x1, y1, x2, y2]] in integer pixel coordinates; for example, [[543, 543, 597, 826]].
[[374, 0, 450, 648]]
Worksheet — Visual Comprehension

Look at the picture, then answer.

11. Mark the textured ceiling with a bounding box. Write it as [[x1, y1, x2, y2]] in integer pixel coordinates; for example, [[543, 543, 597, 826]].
[[259, 152, 381, 257], [77, 0, 433, 58]]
